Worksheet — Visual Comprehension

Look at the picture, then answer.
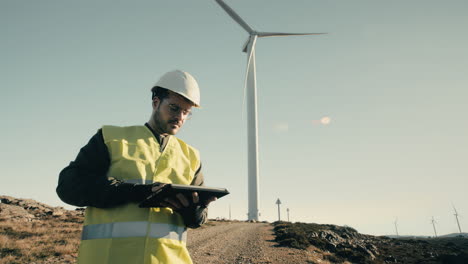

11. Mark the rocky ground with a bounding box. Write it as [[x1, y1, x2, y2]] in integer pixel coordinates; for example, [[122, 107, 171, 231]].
[[274, 222, 468, 264], [1, 195, 467, 264]]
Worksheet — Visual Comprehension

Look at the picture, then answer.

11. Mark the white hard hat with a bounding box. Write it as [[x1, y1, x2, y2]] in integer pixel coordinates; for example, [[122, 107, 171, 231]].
[[153, 70, 201, 107]]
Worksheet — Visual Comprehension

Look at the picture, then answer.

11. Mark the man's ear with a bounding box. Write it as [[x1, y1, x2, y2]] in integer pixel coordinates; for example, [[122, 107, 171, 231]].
[[152, 97, 160, 109]]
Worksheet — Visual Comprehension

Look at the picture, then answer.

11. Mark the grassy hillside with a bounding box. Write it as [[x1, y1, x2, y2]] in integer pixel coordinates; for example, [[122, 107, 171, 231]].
[[273, 221, 468, 264], [0, 196, 82, 264]]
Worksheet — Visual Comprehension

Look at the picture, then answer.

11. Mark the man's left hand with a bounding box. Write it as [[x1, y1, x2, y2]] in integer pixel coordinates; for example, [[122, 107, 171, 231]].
[[160, 192, 216, 210]]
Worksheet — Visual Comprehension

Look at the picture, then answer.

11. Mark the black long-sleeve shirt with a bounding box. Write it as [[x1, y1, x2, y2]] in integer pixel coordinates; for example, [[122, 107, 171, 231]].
[[56, 123, 207, 228]]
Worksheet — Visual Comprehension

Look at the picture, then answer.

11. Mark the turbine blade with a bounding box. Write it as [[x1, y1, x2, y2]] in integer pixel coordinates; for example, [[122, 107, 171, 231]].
[[242, 38, 249, 53], [215, 0, 254, 33], [242, 36, 257, 117], [258, 32, 327, 37]]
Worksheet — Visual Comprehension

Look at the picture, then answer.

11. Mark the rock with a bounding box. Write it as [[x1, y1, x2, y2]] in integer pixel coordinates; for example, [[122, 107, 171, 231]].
[[0, 195, 83, 221], [1, 197, 12, 204], [384, 255, 397, 262], [52, 211, 64, 217], [0, 203, 36, 221]]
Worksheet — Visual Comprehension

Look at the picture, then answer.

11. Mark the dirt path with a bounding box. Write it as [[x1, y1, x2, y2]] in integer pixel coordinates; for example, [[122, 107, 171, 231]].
[[187, 222, 321, 264]]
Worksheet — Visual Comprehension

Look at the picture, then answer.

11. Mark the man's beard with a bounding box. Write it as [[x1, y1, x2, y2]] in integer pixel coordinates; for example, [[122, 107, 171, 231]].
[[152, 110, 180, 135]]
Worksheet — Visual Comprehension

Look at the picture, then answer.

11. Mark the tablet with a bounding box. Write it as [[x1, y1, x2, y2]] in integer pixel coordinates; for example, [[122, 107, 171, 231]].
[[139, 184, 229, 208]]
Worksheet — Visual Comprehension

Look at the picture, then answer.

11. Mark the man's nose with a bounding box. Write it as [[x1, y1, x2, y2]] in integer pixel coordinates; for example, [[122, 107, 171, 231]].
[[174, 110, 185, 121]]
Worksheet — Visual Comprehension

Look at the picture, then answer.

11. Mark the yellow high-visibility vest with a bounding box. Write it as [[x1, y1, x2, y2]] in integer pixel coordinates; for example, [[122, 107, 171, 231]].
[[77, 125, 200, 264]]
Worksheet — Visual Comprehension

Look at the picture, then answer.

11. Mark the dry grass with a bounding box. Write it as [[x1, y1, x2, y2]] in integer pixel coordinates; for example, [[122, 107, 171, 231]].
[[0, 216, 82, 264]]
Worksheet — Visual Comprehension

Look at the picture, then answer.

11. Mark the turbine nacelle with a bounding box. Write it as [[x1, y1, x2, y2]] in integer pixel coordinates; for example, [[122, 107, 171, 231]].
[[242, 34, 261, 54]]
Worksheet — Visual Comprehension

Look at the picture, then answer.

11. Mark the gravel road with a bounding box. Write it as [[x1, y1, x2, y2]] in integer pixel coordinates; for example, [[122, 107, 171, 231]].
[[187, 222, 320, 264]]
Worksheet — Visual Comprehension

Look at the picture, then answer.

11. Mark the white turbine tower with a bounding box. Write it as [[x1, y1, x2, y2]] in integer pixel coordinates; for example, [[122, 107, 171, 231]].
[[214, 0, 325, 221]]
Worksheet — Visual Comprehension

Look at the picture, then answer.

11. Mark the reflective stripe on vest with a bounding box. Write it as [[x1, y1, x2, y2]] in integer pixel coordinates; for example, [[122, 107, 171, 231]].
[[82, 221, 187, 242]]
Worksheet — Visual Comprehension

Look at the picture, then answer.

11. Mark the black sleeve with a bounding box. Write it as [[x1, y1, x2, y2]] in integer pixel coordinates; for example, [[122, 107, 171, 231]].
[[56, 129, 151, 208]]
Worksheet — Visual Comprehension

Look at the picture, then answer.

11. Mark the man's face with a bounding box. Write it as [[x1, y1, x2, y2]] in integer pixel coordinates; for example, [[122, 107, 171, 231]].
[[151, 92, 193, 136]]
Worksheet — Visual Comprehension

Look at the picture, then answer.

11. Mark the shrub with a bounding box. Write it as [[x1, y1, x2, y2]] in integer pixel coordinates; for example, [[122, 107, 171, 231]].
[[273, 222, 311, 249]]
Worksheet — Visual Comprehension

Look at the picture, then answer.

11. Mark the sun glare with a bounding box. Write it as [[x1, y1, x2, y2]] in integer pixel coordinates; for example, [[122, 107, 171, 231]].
[[320, 116, 331, 125]]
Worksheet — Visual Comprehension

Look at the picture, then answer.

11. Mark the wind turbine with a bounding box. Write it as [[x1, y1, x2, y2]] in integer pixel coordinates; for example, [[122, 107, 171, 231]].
[[214, 0, 325, 221], [394, 218, 399, 237], [453, 205, 463, 234], [276, 198, 282, 221], [431, 216, 438, 238]]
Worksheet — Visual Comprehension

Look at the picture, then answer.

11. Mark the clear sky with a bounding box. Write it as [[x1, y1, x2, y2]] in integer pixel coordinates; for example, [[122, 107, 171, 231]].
[[2, 0, 467, 236]]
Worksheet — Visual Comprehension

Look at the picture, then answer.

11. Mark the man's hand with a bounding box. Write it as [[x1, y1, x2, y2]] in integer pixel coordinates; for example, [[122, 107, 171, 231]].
[[190, 192, 217, 207], [202, 194, 217, 207], [159, 192, 217, 210]]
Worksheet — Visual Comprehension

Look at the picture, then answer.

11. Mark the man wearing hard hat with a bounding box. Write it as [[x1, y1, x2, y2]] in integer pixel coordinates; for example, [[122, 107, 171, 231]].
[[57, 70, 214, 264]]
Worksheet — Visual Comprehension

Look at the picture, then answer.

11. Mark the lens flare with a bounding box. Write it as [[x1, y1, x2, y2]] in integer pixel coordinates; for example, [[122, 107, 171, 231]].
[[320, 116, 331, 125]]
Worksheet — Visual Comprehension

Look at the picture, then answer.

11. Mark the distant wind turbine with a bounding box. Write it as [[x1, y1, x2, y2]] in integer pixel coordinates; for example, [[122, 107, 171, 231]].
[[394, 218, 399, 237], [214, 0, 326, 221], [276, 198, 282, 221], [431, 216, 438, 238], [453, 205, 463, 234]]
